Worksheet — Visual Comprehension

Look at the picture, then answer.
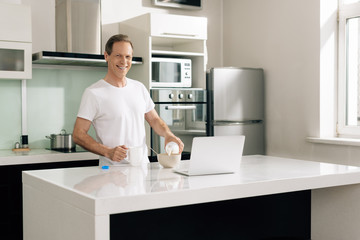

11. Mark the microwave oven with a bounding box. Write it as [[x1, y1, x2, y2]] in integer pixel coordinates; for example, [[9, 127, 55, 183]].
[[151, 57, 191, 88]]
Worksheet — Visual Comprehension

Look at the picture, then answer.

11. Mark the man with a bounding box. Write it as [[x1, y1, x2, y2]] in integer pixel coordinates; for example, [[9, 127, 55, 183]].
[[73, 34, 184, 166]]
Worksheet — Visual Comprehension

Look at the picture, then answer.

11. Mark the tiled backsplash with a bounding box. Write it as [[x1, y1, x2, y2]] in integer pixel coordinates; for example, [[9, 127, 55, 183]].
[[0, 67, 107, 149]]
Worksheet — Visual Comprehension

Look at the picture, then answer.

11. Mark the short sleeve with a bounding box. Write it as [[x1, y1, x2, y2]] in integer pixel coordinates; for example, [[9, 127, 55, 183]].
[[141, 84, 155, 113], [77, 89, 99, 122]]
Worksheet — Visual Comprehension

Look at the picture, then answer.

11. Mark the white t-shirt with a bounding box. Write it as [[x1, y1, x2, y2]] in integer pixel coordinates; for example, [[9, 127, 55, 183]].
[[77, 78, 155, 166]]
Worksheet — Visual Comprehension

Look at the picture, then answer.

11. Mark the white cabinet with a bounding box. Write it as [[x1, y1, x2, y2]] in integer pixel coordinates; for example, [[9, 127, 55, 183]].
[[150, 13, 207, 40], [0, 41, 32, 79], [0, 3, 32, 43], [0, 2, 32, 79], [119, 13, 207, 89]]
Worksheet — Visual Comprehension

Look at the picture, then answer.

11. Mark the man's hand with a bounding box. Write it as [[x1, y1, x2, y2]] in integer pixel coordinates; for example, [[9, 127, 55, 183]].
[[107, 145, 128, 162], [165, 135, 184, 154], [145, 109, 184, 153]]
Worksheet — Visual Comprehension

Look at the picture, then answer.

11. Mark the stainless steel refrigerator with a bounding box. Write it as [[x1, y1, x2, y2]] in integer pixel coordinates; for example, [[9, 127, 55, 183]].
[[207, 67, 265, 155]]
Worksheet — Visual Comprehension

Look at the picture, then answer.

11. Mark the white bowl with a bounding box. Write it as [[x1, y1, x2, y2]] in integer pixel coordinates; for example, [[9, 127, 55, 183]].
[[157, 153, 181, 168]]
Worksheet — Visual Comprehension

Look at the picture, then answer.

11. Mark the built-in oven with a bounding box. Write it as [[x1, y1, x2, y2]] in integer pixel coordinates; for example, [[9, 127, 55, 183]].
[[150, 88, 207, 158]]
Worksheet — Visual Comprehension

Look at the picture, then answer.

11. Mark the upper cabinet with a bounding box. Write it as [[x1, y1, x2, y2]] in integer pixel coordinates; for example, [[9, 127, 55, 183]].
[[0, 3, 31, 43], [149, 13, 207, 40], [0, 3, 32, 80], [120, 13, 207, 89]]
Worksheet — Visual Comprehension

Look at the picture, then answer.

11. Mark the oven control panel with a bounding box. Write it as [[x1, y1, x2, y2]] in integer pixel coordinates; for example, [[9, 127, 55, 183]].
[[151, 88, 207, 103]]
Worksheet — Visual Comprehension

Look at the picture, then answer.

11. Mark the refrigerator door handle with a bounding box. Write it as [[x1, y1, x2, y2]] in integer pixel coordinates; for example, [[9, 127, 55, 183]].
[[212, 120, 263, 126]]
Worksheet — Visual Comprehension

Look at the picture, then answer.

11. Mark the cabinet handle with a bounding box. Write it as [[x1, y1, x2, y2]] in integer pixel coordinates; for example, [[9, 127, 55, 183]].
[[161, 32, 198, 38]]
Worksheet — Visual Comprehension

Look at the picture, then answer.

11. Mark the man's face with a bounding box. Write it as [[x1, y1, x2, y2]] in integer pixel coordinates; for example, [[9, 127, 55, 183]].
[[105, 41, 133, 79]]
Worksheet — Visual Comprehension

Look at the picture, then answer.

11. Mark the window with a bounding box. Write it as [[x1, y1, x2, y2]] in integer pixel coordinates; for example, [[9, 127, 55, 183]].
[[338, 0, 360, 137]]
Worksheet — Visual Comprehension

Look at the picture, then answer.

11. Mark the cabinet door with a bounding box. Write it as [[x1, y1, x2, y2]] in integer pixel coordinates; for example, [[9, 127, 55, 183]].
[[0, 41, 32, 79], [151, 14, 207, 39], [0, 2, 31, 42]]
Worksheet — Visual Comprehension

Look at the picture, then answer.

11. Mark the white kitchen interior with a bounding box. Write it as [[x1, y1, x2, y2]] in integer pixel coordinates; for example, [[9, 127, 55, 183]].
[[1, 0, 358, 164], [2, 0, 360, 239]]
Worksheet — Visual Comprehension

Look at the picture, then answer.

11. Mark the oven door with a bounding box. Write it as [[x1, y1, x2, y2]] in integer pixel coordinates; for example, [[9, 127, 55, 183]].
[[156, 103, 206, 132], [185, 103, 207, 132], [152, 104, 196, 154], [155, 104, 195, 131], [151, 103, 207, 155]]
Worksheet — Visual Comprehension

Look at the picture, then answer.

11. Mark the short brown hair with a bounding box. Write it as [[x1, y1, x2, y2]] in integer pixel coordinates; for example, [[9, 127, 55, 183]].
[[105, 34, 134, 55]]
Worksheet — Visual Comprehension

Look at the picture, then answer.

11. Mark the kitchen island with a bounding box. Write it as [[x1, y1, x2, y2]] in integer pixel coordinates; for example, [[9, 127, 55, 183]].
[[23, 155, 360, 240]]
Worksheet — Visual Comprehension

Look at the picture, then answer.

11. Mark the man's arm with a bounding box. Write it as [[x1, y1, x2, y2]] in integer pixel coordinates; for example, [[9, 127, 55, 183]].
[[145, 109, 184, 153], [73, 117, 128, 161]]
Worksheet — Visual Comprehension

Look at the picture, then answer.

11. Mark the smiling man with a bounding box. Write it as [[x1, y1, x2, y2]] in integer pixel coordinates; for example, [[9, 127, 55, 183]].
[[73, 34, 184, 166]]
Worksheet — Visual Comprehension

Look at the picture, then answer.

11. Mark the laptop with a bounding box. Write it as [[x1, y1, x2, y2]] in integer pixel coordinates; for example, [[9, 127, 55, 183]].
[[174, 135, 245, 176]]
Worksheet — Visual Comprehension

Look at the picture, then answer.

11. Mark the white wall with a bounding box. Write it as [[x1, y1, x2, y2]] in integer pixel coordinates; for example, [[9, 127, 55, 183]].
[[223, 0, 360, 166]]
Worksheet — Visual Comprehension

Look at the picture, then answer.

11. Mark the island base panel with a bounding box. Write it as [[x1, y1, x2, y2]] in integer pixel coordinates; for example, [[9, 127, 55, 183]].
[[110, 190, 311, 240], [312, 184, 360, 240]]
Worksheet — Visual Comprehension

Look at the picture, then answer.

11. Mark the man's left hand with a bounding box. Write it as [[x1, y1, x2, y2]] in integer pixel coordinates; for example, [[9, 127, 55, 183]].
[[165, 135, 184, 154]]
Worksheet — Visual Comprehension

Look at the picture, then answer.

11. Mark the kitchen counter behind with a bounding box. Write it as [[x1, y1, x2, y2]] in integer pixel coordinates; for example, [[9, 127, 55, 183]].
[[0, 148, 99, 166]]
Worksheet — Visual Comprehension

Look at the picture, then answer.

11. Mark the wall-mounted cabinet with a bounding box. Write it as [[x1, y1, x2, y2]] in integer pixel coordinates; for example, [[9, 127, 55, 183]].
[[0, 3, 32, 79], [120, 13, 207, 89], [0, 41, 32, 79], [149, 13, 207, 39]]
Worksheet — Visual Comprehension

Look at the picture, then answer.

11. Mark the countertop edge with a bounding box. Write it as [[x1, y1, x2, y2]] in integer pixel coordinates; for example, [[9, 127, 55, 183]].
[[95, 170, 360, 215], [0, 150, 99, 166], [22, 157, 360, 216]]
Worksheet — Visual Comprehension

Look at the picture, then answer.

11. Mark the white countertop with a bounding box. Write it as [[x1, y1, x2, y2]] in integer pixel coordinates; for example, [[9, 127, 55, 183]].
[[0, 148, 99, 166], [22, 155, 360, 216]]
